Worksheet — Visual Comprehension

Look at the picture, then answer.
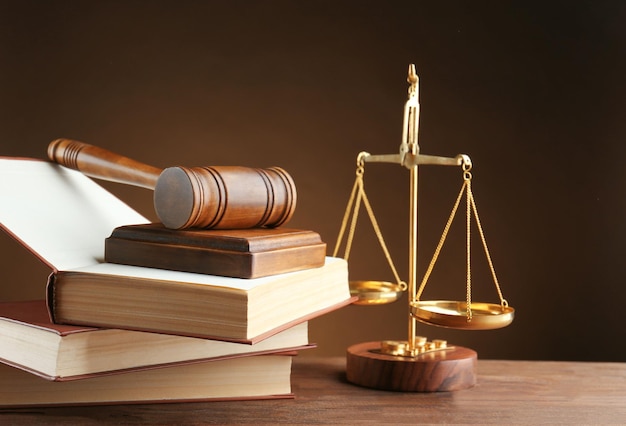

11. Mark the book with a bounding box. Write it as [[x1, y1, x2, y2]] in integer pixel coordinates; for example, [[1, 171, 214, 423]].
[[48, 257, 348, 343], [0, 354, 294, 407], [0, 300, 310, 381], [0, 157, 353, 343], [104, 223, 327, 279]]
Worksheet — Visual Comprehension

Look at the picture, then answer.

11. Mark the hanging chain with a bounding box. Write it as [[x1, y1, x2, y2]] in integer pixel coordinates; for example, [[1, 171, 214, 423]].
[[415, 156, 507, 320], [467, 180, 508, 309], [415, 171, 468, 301], [333, 153, 368, 260], [332, 166, 362, 260], [333, 153, 407, 291], [464, 162, 473, 321]]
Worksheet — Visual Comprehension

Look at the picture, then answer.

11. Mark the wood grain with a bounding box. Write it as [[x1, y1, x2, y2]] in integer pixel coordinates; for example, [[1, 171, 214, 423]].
[[47, 139, 297, 229], [47, 139, 161, 189], [153, 165, 296, 229], [346, 341, 476, 392], [2, 357, 625, 424], [105, 224, 327, 278]]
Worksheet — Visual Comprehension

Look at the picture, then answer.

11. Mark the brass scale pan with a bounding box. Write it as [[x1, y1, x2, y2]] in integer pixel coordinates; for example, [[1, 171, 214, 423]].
[[350, 281, 404, 305], [410, 300, 514, 330], [350, 281, 514, 330]]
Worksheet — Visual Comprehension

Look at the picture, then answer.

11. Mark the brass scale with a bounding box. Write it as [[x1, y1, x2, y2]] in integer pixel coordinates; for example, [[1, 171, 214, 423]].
[[334, 65, 514, 390]]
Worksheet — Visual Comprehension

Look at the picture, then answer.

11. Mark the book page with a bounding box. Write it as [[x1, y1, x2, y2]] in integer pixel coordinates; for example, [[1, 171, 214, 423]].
[[70, 257, 341, 291], [0, 158, 148, 271]]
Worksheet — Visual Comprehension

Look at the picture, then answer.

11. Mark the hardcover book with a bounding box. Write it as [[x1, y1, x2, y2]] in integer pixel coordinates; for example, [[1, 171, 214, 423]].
[[0, 354, 295, 407], [0, 158, 352, 343], [0, 300, 310, 381]]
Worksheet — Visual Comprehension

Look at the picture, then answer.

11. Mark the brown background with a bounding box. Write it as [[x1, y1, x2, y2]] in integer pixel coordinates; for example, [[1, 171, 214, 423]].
[[1, 1, 625, 361]]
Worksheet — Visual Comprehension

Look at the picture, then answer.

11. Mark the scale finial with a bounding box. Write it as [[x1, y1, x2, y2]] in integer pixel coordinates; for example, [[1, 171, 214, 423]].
[[407, 64, 419, 97], [407, 64, 418, 84]]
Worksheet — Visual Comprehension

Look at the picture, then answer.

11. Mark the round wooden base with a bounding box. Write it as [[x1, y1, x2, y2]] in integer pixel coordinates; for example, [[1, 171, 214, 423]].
[[346, 341, 477, 392]]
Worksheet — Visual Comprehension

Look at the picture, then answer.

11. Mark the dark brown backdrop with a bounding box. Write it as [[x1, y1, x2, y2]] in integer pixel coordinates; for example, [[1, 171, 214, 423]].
[[1, 1, 625, 361]]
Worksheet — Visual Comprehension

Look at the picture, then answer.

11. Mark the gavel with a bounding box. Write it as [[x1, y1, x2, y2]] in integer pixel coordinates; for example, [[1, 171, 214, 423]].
[[47, 139, 296, 230]]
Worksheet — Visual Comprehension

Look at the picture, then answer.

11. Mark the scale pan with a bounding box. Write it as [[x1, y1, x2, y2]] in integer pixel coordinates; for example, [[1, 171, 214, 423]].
[[350, 280, 404, 305], [411, 300, 514, 330]]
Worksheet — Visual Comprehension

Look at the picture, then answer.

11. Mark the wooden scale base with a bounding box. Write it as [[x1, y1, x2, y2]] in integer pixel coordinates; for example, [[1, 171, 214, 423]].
[[346, 341, 477, 392]]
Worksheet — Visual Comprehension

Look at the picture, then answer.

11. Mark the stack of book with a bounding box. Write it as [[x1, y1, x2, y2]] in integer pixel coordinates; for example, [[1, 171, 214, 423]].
[[0, 157, 352, 407]]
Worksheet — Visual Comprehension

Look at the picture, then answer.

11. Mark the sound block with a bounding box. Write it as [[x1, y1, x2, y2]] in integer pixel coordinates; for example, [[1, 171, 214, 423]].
[[105, 223, 327, 279], [346, 341, 477, 392]]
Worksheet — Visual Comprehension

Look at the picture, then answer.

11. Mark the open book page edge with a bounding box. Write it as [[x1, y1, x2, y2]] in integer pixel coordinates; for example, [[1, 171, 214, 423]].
[[0, 158, 148, 272]]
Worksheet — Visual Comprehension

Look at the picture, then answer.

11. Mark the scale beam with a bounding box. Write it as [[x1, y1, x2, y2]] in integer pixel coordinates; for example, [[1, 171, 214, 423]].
[[361, 152, 468, 168]]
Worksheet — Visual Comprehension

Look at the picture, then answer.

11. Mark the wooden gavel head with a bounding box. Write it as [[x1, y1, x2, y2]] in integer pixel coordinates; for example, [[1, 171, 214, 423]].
[[154, 165, 295, 229], [47, 139, 296, 230]]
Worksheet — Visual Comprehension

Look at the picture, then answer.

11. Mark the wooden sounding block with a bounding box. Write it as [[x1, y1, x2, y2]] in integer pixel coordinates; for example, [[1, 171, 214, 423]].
[[346, 341, 477, 392], [105, 224, 327, 278]]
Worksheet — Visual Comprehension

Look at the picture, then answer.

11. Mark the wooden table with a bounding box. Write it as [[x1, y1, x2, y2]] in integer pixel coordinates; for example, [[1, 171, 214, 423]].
[[1, 357, 625, 424]]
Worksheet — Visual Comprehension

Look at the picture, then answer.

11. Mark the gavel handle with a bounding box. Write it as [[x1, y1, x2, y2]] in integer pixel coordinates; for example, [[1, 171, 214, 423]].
[[47, 139, 162, 190]]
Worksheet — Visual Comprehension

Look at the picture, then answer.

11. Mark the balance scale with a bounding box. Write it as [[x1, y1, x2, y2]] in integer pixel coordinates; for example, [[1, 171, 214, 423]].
[[334, 65, 515, 392]]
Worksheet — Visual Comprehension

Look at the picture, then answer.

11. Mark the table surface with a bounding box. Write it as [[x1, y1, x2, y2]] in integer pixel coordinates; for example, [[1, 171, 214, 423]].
[[1, 356, 625, 424]]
